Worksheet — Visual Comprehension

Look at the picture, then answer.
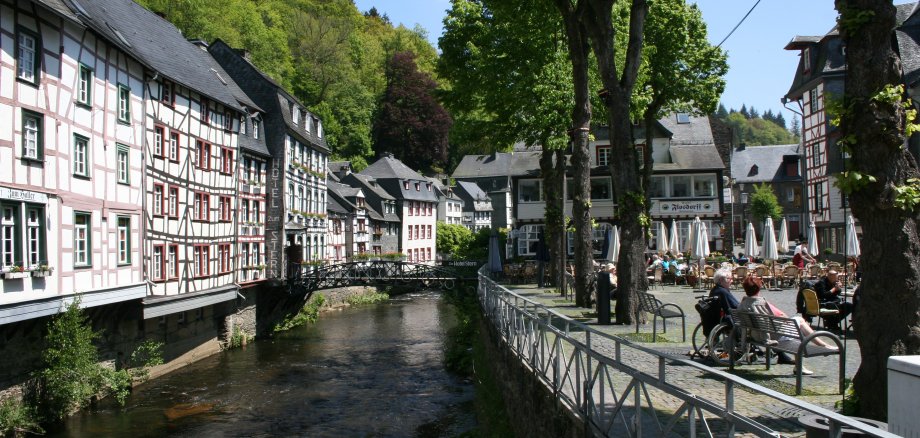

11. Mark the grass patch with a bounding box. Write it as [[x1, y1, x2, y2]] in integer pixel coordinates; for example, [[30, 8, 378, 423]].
[[228, 325, 248, 349], [620, 333, 673, 343], [346, 292, 390, 305], [700, 369, 821, 396], [273, 294, 326, 332]]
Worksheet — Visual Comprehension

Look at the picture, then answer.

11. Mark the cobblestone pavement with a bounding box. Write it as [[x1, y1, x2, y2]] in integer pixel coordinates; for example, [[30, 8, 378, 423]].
[[498, 281, 864, 436]]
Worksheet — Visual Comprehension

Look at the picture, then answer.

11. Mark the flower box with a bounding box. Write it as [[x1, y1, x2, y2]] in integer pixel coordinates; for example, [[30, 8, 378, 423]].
[[242, 183, 251, 192], [4, 271, 30, 279], [32, 270, 52, 278]]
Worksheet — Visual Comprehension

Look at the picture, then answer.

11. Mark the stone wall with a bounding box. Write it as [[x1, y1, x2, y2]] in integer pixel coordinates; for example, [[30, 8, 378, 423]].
[[479, 316, 586, 438]]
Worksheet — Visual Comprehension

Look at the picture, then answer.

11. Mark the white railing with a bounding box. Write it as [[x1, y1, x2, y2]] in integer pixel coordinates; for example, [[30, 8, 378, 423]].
[[477, 268, 895, 437]]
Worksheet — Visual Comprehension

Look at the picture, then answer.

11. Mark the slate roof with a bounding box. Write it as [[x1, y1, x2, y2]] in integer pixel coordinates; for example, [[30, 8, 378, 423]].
[[329, 161, 351, 174], [345, 173, 395, 201], [326, 196, 348, 215], [36, 0, 81, 23], [786, 3, 920, 97], [276, 94, 329, 153], [456, 181, 493, 212], [360, 155, 429, 181], [731, 144, 802, 184], [365, 204, 385, 221], [328, 181, 361, 199], [452, 152, 540, 178], [72, 0, 251, 112]]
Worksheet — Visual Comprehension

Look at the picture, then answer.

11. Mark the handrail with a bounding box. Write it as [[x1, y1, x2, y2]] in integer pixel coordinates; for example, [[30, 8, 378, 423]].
[[477, 266, 895, 438]]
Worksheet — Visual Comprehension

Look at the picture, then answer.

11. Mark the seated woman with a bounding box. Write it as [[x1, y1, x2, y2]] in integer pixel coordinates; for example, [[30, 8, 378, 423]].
[[739, 276, 836, 374]]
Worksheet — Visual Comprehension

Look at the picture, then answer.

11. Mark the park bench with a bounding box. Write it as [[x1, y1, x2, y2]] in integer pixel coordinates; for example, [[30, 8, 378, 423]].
[[729, 309, 844, 395], [636, 291, 686, 342]]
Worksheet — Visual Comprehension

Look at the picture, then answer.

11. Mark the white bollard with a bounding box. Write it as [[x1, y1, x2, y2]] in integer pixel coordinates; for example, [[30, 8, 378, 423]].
[[888, 355, 920, 436]]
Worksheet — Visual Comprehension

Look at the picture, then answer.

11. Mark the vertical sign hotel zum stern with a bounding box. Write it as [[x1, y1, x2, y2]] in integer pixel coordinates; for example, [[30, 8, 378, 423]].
[[266, 159, 284, 279]]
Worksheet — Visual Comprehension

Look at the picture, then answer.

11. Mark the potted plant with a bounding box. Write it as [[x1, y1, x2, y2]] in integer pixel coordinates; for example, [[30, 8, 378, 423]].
[[5, 265, 30, 279], [32, 265, 53, 278]]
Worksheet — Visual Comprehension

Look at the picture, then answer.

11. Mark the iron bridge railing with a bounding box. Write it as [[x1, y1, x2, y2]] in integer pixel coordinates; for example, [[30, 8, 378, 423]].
[[477, 267, 895, 438], [289, 260, 473, 294]]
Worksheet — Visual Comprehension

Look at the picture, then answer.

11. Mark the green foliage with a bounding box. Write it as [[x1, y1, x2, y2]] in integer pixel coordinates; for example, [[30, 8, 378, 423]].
[[345, 292, 390, 305], [34, 301, 163, 420], [717, 112, 799, 146], [274, 294, 326, 332], [436, 221, 474, 258], [834, 171, 877, 195], [892, 178, 920, 212], [749, 183, 783, 222], [229, 325, 248, 349], [137, 0, 439, 169], [836, 379, 860, 415], [837, 7, 875, 34], [0, 397, 43, 436]]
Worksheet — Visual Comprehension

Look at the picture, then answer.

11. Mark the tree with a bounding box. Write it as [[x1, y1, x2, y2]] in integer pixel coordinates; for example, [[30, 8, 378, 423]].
[[373, 51, 452, 172], [440, 0, 574, 290], [749, 183, 782, 229], [790, 115, 801, 137], [436, 221, 473, 258], [739, 104, 750, 119], [716, 102, 728, 118], [835, 0, 920, 419]]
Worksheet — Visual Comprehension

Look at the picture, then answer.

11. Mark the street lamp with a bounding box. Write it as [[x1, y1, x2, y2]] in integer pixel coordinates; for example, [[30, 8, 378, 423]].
[[739, 183, 748, 234]]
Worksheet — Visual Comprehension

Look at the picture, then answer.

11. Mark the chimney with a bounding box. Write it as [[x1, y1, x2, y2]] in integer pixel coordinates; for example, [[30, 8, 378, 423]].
[[235, 48, 252, 62]]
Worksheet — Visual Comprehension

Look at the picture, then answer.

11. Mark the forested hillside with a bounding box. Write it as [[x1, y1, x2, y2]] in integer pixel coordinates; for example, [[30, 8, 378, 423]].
[[712, 103, 801, 146], [137, 0, 440, 171]]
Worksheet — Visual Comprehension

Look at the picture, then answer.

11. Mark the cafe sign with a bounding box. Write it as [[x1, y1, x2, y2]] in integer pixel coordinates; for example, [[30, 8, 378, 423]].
[[651, 199, 716, 216], [0, 187, 48, 204]]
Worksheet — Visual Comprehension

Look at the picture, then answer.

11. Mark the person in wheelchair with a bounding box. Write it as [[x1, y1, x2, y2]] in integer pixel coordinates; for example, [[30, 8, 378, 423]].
[[708, 268, 738, 327]]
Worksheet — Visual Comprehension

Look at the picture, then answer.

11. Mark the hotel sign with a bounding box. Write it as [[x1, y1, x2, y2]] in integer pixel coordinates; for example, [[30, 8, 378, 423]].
[[0, 187, 48, 204], [651, 199, 717, 216]]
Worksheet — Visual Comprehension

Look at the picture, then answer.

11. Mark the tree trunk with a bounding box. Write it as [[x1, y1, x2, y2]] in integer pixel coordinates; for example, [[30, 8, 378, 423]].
[[540, 147, 564, 287], [554, 0, 595, 308], [555, 148, 567, 289], [836, 0, 920, 420], [583, 0, 648, 323]]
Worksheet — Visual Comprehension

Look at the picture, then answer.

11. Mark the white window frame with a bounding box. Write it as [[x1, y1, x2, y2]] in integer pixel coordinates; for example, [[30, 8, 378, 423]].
[[117, 144, 129, 184], [73, 134, 89, 177], [16, 29, 38, 83], [77, 64, 92, 105], [118, 84, 131, 123], [74, 212, 90, 267], [117, 216, 130, 265]]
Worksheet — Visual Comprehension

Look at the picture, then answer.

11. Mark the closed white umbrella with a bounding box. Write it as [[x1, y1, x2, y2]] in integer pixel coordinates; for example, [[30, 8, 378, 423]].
[[777, 218, 790, 253], [656, 222, 668, 255], [701, 223, 711, 257], [807, 221, 819, 257], [668, 221, 681, 255], [845, 215, 860, 257], [685, 217, 702, 254], [607, 226, 621, 262], [745, 222, 759, 259], [690, 221, 707, 260], [761, 217, 779, 261]]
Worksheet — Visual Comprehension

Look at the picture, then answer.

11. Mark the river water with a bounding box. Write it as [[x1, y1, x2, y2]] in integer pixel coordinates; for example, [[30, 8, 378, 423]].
[[51, 291, 476, 437]]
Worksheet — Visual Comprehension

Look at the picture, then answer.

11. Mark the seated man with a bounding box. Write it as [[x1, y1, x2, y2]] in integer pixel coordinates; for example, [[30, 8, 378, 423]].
[[810, 270, 854, 329], [733, 252, 749, 265]]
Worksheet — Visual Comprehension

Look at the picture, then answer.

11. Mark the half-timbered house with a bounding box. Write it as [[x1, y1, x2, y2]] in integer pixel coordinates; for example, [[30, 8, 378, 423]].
[[0, 0, 145, 325], [209, 40, 330, 278]]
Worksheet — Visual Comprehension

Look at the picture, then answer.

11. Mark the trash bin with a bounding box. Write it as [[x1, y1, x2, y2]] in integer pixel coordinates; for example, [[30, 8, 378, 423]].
[[798, 414, 887, 438], [596, 272, 611, 325]]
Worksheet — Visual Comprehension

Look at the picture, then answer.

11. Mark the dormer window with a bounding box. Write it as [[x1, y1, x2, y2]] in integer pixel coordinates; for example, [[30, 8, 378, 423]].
[[240, 116, 247, 135], [404, 181, 409, 190], [415, 183, 420, 191], [223, 110, 232, 131], [803, 47, 811, 72], [253, 118, 260, 139], [293, 106, 300, 125], [676, 113, 690, 124], [160, 80, 174, 106], [427, 184, 431, 191]]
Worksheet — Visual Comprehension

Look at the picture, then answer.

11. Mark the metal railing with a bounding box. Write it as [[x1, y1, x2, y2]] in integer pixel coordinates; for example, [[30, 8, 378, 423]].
[[477, 268, 895, 437]]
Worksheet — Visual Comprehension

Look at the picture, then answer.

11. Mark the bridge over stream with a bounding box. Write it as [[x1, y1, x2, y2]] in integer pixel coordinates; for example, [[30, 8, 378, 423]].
[[287, 260, 479, 295]]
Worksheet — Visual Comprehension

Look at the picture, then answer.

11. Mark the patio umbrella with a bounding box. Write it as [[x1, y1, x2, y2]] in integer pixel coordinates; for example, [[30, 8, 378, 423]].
[[606, 226, 620, 263], [777, 218, 790, 254], [845, 215, 860, 258], [807, 221, 819, 257], [656, 222, 669, 255], [488, 230, 502, 275], [701, 223, 711, 257], [668, 220, 681, 255], [761, 217, 779, 262], [745, 222, 760, 259], [599, 228, 612, 260]]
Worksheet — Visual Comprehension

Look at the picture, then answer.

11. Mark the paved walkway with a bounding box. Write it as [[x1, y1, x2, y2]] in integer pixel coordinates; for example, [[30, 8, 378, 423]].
[[499, 280, 863, 436]]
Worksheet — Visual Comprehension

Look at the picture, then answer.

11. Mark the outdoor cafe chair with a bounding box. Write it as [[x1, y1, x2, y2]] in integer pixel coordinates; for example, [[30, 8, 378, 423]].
[[647, 266, 663, 290], [781, 265, 800, 288], [732, 266, 748, 288]]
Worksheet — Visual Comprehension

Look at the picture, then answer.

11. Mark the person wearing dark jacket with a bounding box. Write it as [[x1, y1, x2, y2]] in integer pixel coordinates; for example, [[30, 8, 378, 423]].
[[810, 270, 854, 329], [708, 267, 739, 325]]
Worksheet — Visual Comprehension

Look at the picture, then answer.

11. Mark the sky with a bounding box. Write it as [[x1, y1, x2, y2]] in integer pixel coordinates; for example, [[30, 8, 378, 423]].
[[354, 0, 914, 126]]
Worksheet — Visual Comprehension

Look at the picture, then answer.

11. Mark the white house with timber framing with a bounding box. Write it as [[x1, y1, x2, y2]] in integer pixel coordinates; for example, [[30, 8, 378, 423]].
[[0, 0, 146, 325]]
